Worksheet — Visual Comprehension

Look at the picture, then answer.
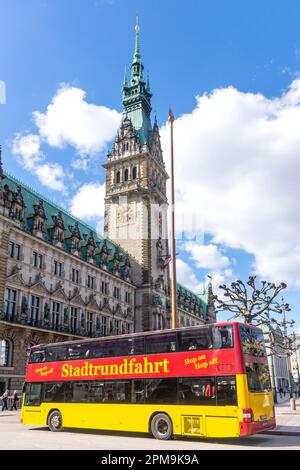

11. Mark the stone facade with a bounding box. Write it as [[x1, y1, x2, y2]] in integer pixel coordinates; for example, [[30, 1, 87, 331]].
[[0, 28, 215, 393]]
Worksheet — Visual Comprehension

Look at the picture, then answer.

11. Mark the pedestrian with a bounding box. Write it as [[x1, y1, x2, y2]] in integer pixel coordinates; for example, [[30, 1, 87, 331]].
[[1, 389, 9, 411], [10, 390, 19, 411], [279, 387, 283, 398]]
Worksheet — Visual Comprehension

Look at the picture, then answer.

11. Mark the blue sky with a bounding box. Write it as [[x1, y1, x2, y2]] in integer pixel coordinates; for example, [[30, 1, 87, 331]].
[[0, 0, 300, 329]]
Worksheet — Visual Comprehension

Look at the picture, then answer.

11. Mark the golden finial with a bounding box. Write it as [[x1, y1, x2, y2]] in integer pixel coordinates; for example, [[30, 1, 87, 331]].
[[135, 15, 140, 32]]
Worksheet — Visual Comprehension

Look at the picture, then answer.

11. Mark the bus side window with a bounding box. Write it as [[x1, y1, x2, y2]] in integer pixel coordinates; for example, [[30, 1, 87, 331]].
[[145, 334, 177, 354], [216, 376, 237, 405], [47, 346, 67, 362], [178, 329, 212, 351], [25, 383, 42, 406]]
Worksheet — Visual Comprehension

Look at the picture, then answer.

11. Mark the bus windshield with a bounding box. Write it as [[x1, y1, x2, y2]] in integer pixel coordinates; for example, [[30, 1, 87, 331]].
[[239, 325, 267, 357]]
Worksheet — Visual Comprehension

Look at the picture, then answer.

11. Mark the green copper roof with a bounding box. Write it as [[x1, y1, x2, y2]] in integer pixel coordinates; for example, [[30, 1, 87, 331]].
[[176, 282, 209, 320], [121, 24, 153, 147], [3, 171, 131, 281]]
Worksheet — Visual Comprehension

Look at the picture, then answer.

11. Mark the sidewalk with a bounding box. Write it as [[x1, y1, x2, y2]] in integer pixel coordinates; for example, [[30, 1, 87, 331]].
[[263, 397, 300, 436]]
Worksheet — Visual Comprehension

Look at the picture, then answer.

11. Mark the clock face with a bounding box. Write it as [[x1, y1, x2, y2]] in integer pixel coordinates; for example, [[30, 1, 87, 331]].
[[116, 202, 136, 226]]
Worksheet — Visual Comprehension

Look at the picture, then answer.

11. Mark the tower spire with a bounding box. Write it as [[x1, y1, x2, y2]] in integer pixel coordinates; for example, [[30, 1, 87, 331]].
[[123, 65, 128, 86], [133, 15, 141, 61], [121, 19, 152, 147]]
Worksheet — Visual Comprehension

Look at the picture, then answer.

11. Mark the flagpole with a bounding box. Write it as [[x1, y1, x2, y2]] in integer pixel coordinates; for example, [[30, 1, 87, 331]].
[[168, 109, 177, 329]]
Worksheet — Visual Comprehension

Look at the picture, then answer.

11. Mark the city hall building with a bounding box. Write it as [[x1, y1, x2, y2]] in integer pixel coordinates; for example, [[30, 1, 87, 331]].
[[0, 27, 215, 393]]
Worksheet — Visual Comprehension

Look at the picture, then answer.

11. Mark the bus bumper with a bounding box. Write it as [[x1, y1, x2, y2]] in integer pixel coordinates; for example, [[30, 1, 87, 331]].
[[239, 417, 276, 436]]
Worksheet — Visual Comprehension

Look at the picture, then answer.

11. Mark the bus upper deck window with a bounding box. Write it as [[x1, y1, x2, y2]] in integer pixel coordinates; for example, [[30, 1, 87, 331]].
[[30, 350, 45, 363], [212, 326, 233, 349]]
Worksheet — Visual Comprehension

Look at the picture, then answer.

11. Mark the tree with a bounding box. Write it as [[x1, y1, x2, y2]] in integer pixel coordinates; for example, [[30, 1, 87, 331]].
[[213, 276, 287, 325]]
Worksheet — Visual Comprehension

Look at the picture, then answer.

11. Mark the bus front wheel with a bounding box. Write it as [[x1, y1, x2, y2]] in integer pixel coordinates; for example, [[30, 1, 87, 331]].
[[150, 413, 173, 440], [48, 410, 63, 432]]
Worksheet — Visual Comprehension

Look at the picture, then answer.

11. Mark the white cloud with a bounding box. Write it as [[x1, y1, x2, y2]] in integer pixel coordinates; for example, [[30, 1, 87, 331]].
[[12, 134, 42, 170], [177, 258, 233, 297], [12, 84, 121, 191], [34, 85, 120, 156], [161, 79, 300, 287], [184, 242, 230, 270], [35, 163, 66, 192], [12, 133, 66, 191], [177, 259, 204, 293], [70, 182, 105, 221]]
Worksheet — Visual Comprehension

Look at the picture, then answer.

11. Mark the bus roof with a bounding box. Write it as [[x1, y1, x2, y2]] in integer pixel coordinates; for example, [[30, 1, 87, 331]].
[[30, 321, 262, 351]]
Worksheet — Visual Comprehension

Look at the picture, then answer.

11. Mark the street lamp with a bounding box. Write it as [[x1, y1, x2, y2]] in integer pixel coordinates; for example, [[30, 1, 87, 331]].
[[291, 331, 300, 394], [268, 329, 278, 404], [274, 297, 295, 398]]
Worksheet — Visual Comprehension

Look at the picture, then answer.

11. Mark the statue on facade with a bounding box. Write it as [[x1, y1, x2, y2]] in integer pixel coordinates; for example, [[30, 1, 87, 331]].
[[100, 240, 109, 268], [156, 237, 164, 268], [63, 307, 69, 324], [3, 184, 12, 209], [155, 275, 164, 290], [124, 254, 131, 281], [33, 200, 47, 233], [44, 302, 50, 321], [113, 247, 122, 276], [87, 231, 96, 259], [53, 211, 65, 244], [21, 296, 28, 320], [70, 222, 82, 252], [11, 186, 25, 223]]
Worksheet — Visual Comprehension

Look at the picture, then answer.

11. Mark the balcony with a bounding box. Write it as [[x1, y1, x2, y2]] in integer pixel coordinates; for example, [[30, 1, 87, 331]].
[[0, 311, 95, 339]]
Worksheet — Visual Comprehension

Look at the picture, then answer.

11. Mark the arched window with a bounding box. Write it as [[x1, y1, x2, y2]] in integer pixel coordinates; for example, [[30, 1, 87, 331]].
[[132, 166, 137, 179], [124, 169, 129, 182], [116, 171, 121, 184], [0, 340, 11, 367]]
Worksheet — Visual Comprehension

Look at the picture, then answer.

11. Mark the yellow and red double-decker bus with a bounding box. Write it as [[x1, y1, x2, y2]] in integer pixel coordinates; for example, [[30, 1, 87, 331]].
[[21, 322, 275, 439]]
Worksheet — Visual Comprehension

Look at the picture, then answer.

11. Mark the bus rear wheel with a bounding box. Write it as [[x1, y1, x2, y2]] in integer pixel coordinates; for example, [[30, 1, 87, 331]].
[[48, 410, 63, 432], [150, 413, 173, 440]]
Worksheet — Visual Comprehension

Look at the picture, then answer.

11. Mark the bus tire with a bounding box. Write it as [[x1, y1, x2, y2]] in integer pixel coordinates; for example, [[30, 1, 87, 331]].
[[48, 410, 63, 432], [150, 413, 173, 440]]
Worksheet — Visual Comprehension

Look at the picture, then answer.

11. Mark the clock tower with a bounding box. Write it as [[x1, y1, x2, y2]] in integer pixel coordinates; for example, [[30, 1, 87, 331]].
[[103, 22, 170, 331]]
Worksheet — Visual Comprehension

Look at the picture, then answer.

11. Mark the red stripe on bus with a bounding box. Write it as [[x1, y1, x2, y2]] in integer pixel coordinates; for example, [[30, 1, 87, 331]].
[[26, 349, 243, 382]]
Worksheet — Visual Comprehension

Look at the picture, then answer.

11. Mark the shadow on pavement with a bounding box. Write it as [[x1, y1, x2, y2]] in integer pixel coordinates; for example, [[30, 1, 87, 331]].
[[29, 427, 298, 448]]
